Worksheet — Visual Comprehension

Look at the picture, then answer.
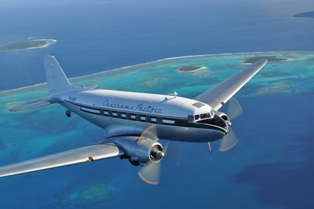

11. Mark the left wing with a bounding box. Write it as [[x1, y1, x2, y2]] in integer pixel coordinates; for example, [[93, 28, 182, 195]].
[[194, 59, 267, 110], [0, 143, 123, 178]]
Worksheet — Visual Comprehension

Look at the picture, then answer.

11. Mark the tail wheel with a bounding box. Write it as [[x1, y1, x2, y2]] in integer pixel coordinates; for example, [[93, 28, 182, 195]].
[[66, 110, 72, 117]]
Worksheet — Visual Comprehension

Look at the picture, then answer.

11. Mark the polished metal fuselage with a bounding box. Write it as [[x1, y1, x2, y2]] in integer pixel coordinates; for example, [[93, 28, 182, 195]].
[[60, 90, 227, 143]]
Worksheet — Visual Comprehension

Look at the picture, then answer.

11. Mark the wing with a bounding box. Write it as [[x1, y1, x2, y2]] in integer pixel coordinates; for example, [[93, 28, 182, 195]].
[[194, 59, 267, 110], [0, 143, 123, 178]]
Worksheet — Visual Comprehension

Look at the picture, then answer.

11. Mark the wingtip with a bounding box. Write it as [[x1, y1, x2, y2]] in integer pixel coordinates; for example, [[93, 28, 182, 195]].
[[251, 58, 268, 68], [8, 106, 21, 112], [256, 58, 267, 63], [262, 58, 268, 64]]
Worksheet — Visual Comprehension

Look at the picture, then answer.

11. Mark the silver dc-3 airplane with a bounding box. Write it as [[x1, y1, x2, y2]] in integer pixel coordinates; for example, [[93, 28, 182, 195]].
[[0, 55, 267, 184]]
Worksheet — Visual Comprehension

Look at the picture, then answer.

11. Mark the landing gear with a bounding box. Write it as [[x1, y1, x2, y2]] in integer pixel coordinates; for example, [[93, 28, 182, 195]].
[[66, 110, 72, 117], [208, 142, 212, 154], [129, 159, 140, 166], [120, 154, 140, 166]]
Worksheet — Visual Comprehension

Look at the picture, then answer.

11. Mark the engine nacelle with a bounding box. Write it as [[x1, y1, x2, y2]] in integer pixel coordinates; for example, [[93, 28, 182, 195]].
[[111, 136, 164, 165], [212, 110, 230, 123]]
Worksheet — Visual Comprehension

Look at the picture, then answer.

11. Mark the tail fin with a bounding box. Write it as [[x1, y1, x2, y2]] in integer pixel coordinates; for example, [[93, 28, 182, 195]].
[[9, 55, 98, 112], [44, 55, 80, 95]]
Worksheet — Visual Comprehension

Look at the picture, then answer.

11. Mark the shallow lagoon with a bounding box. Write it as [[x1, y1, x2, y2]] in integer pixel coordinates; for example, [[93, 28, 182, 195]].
[[0, 51, 314, 208]]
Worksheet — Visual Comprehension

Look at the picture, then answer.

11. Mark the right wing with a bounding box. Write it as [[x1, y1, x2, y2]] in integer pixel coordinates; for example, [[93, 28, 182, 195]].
[[194, 59, 267, 110], [0, 143, 123, 178]]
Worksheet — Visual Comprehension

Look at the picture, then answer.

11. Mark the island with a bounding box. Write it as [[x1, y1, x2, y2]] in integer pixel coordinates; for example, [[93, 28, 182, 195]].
[[292, 11, 314, 18], [58, 182, 115, 207], [256, 81, 298, 95], [243, 56, 289, 64], [0, 39, 56, 51], [177, 66, 206, 72]]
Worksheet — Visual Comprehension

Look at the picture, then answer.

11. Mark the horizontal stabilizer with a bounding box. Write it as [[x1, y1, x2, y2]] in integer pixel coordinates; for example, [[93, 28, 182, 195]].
[[79, 84, 98, 90], [0, 143, 123, 178], [9, 97, 60, 112]]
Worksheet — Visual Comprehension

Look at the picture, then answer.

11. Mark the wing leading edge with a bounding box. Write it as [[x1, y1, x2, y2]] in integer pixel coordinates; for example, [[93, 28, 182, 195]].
[[0, 144, 123, 178], [194, 59, 267, 110]]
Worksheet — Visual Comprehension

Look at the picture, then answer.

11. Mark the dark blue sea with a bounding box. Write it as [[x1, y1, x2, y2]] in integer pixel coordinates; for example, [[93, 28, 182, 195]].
[[0, 0, 314, 208]]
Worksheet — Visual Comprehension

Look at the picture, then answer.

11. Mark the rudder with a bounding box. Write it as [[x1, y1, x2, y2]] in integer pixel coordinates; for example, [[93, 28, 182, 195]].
[[44, 55, 79, 95]]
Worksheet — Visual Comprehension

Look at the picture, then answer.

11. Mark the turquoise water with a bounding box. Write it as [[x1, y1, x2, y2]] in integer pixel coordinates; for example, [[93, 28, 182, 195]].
[[1, 51, 314, 208], [1, 0, 314, 208]]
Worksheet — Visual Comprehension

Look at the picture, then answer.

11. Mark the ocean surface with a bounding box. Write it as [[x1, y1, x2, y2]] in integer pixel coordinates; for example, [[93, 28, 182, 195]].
[[0, 0, 314, 209]]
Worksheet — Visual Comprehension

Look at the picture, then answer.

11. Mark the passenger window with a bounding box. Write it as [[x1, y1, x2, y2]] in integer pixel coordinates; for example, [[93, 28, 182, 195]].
[[130, 114, 136, 120], [140, 115, 146, 121], [162, 119, 175, 124], [195, 115, 200, 120], [151, 117, 157, 123]]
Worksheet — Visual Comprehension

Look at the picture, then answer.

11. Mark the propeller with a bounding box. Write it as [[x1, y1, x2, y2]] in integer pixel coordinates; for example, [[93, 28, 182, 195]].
[[138, 162, 161, 185], [138, 143, 168, 185], [219, 127, 238, 151], [164, 140, 181, 165], [219, 97, 243, 152], [227, 97, 243, 121], [137, 124, 158, 144], [137, 125, 168, 185], [137, 124, 181, 185]]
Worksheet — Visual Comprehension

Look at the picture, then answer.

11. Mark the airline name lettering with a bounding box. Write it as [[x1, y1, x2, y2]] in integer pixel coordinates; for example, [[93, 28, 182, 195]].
[[102, 100, 162, 114]]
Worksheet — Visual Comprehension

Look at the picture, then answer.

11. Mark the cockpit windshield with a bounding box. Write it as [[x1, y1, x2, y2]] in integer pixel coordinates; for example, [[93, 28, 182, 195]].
[[194, 111, 214, 121]]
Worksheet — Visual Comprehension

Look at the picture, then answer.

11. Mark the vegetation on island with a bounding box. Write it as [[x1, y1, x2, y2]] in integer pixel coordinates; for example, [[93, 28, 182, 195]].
[[178, 66, 205, 72], [243, 56, 289, 64], [0, 40, 49, 51]]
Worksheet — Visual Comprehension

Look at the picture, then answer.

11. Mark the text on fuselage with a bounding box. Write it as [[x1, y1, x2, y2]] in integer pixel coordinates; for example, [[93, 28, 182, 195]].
[[102, 100, 162, 114]]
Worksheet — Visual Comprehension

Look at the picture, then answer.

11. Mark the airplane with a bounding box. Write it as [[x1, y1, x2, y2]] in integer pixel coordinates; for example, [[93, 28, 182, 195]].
[[0, 55, 267, 185]]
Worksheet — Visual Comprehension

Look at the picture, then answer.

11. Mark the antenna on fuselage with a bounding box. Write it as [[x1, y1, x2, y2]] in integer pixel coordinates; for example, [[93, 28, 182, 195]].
[[168, 91, 178, 98]]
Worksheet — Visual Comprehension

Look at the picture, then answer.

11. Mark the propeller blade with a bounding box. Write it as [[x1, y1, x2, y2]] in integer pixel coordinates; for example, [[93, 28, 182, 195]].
[[163, 142, 169, 154], [227, 97, 243, 121], [219, 127, 238, 152], [138, 162, 161, 185], [138, 124, 157, 144]]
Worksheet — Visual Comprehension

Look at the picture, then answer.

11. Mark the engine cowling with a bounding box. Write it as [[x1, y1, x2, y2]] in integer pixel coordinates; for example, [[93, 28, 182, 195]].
[[111, 136, 164, 165], [212, 110, 230, 123]]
